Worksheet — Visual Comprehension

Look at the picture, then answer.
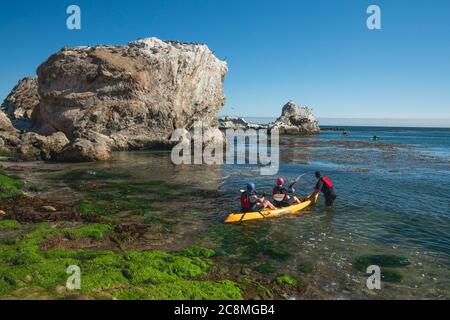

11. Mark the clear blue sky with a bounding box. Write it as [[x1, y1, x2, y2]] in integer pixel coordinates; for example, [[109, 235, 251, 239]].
[[1, 0, 449, 119]]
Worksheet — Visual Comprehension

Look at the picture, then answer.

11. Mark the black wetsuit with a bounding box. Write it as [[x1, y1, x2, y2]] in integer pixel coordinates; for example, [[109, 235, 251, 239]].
[[315, 179, 337, 206]]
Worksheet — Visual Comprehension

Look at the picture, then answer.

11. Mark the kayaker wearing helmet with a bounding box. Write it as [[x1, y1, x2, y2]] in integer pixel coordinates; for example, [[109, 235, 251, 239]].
[[272, 178, 302, 207], [241, 183, 277, 212], [311, 171, 337, 206]]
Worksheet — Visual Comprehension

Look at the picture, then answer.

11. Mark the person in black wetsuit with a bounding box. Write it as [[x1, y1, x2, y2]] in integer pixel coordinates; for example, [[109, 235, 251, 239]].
[[311, 171, 337, 206]]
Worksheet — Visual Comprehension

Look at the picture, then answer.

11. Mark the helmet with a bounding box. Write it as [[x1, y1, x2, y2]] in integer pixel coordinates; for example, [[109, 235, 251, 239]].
[[276, 178, 285, 186], [247, 182, 256, 191]]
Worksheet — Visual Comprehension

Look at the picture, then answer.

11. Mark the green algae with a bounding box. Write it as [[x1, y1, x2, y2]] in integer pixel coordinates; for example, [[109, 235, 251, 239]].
[[0, 150, 15, 158], [255, 263, 276, 274], [0, 220, 22, 230], [75, 200, 118, 216], [382, 269, 403, 283], [298, 261, 315, 274], [262, 246, 291, 261], [123, 251, 212, 285], [178, 246, 216, 258], [142, 215, 175, 231], [0, 221, 241, 299], [63, 223, 113, 240], [206, 223, 291, 264], [275, 274, 299, 287], [0, 170, 23, 199], [25, 183, 45, 192], [354, 255, 411, 271], [114, 280, 242, 300]]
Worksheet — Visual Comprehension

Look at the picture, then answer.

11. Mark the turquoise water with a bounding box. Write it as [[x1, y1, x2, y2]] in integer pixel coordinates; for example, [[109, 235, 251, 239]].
[[222, 127, 450, 254], [30, 126, 450, 299], [216, 126, 450, 298]]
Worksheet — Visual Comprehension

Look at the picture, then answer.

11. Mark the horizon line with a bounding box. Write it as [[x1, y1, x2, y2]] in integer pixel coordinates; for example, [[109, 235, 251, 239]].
[[223, 116, 450, 128]]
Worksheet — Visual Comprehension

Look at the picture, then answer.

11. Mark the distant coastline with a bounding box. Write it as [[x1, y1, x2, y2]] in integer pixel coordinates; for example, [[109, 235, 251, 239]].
[[234, 117, 450, 129]]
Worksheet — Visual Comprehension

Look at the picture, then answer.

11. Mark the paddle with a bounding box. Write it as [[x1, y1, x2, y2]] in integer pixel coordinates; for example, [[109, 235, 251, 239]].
[[288, 173, 307, 189]]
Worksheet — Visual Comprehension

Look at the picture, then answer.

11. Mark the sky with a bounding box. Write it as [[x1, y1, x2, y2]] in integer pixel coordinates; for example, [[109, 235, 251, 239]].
[[0, 0, 449, 122]]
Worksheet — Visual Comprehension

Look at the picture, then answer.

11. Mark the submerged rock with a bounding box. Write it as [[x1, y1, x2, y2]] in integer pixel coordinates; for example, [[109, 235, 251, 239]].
[[269, 101, 320, 135], [354, 254, 411, 271]]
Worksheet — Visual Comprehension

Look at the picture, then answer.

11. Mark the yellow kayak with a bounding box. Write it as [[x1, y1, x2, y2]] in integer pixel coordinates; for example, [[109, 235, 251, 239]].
[[224, 194, 319, 223]]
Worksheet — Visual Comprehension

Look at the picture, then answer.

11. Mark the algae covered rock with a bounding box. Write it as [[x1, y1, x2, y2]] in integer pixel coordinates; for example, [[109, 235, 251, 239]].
[[255, 263, 276, 274], [354, 254, 410, 271], [275, 274, 299, 287]]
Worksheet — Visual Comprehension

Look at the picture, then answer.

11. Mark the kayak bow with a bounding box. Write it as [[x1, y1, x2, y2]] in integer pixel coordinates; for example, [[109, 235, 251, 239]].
[[224, 194, 319, 223]]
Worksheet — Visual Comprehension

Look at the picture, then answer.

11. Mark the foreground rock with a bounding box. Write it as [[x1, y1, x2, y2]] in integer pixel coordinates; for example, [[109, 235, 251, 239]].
[[269, 101, 320, 135], [0, 110, 19, 154], [0, 109, 15, 132], [1, 77, 39, 131], [32, 38, 227, 160], [218, 116, 268, 130], [1, 37, 228, 162]]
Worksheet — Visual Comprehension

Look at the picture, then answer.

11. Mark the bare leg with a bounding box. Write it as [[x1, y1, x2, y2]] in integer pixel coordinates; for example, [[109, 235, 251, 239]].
[[292, 196, 302, 204], [262, 199, 277, 210]]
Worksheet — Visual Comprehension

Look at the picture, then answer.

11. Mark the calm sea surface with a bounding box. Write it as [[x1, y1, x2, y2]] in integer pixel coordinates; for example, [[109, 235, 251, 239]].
[[33, 126, 450, 299]]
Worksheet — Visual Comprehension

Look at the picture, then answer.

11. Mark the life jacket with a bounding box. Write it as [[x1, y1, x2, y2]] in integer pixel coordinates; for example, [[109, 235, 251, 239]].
[[273, 186, 288, 201], [240, 191, 251, 210], [322, 176, 334, 189]]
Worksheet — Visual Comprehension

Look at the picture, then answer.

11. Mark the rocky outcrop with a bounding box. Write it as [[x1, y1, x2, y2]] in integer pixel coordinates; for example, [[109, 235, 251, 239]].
[[269, 101, 320, 135], [0, 110, 14, 132], [1, 37, 228, 162], [16, 132, 70, 161], [0, 109, 19, 154], [29, 37, 227, 161], [1, 77, 39, 131], [219, 102, 320, 135], [218, 116, 267, 130]]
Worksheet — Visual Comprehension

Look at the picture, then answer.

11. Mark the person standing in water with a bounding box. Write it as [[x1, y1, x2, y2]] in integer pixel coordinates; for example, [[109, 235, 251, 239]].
[[311, 171, 337, 206]]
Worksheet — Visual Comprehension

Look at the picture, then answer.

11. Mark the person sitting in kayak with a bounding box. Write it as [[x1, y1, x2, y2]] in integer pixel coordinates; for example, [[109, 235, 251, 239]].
[[311, 171, 337, 206], [272, 178, 302, 207], [241, 182, 277, 212]]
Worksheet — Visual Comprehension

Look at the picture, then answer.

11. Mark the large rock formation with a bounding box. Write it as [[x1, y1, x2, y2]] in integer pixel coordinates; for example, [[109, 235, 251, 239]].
[[269, 101, 320, 134], [1, 77, 39, 131], [1, 37, 228, 162]]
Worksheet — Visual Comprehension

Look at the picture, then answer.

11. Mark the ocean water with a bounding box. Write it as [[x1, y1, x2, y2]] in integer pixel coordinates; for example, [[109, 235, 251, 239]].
[[30, 126, 450, 299]]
